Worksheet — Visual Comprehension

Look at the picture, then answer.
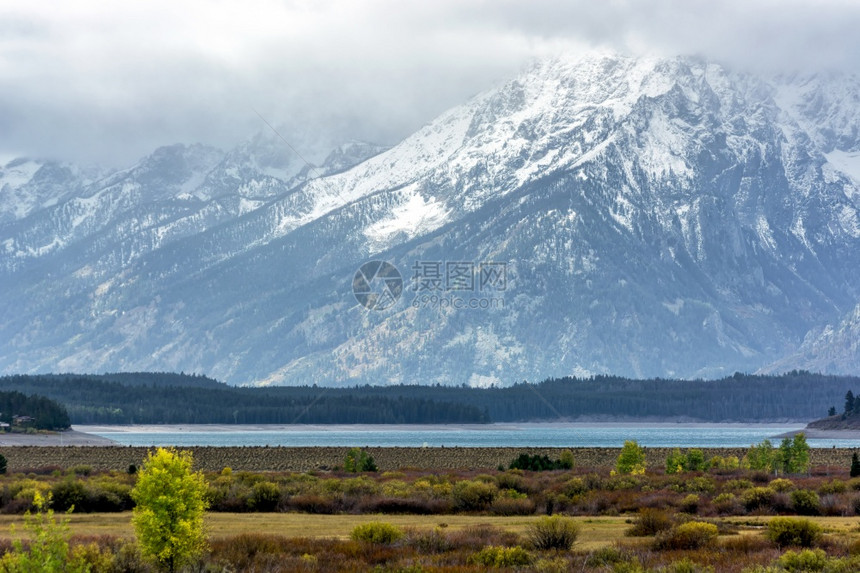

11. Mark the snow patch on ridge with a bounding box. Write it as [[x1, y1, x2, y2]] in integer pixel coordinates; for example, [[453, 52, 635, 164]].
[[826, 150, 860, 185], [364, 188, 450, 251]]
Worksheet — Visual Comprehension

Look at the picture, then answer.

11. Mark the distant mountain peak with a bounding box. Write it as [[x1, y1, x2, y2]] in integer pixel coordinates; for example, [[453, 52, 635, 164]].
[[1, 53, 859, 385]]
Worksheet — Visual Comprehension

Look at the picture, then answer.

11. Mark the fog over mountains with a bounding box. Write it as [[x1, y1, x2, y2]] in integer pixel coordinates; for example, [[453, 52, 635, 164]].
[[1, 53, 859, 386]]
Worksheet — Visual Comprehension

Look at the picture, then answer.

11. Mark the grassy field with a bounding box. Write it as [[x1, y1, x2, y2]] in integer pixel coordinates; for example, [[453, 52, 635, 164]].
[[4, 449, 860, 571], [0, 512, 632, 549], [3, 512, 859, 549]]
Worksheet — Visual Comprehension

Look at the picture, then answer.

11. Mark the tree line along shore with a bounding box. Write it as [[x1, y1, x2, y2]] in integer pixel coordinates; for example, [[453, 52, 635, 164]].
[[1, 371, 858, 426]]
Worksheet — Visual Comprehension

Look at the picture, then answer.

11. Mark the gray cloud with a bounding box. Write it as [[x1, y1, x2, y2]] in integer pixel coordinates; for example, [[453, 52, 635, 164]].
[[1, 0, 858, 167]]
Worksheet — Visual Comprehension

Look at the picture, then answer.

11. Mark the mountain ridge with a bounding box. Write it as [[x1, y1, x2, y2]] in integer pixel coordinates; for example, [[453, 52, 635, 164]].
[[1, 53, 859, 385]]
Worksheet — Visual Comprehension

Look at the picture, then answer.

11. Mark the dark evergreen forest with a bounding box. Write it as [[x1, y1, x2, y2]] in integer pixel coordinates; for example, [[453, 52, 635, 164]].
[[0, 390, 70, 429], [0, 371, 853, 424]]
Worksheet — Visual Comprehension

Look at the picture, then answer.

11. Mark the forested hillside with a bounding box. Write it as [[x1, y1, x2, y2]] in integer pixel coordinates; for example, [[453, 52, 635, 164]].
[[0, 374, 488, 424], [0, 371, 853, 424], [0, 390, 70, 429]]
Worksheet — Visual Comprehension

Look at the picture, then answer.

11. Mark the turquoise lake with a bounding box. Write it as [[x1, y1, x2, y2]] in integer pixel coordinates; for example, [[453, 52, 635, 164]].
[[76, 423, 860, 449]]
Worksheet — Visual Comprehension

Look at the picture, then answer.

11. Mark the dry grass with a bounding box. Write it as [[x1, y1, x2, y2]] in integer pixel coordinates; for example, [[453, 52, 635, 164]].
[[724, 515, 860, 539], [0, 511, 630, 547], [1, 511, 856, 548]]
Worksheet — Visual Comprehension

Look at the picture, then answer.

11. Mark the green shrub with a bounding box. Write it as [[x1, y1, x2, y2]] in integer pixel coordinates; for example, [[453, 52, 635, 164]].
[[790, 489, 821, 516], [653, 521, 719, 550], [344, 476, 380, 496], [777, 434, 810, 475], [343, 448, 378, 472], [746, 440, 776, 472], [527, 515, 580, 550], [0, 492, 89, 573], [562, 477, 587, 497], [708, 455, 740, 471], [559, 449, 575, 470], [769, 478, 794, 493], [509, 453, 567, 471], [666, 448, 686, 474], [70, 542, 114, 572], [88, 479, 133, 512], [685, 449, 706, 472], [669, 476, 716, 494], [681, 493, 700, 514], [585, 546, 628, 567], [247, 481, 280, 511], [713, 493, 738, 514], [604, 475, 642, 491], [819, 480, 848, 495], [468, 545, 533, 567], [766, 517, 822, 548], [490, 496, 535, 516], [406, 527, 452, 554], [612, 560, 648, 573], [533, 556, 569, 573], [725, 479, 754, 491], [626, 508, 674, 537], [350, 521, 403, 544], [742, 487, 776, 511], [777, 548, 828, 572], [452, 479, 497, 511], [616, 441, 646, 475], [70, 465, 92, 477], [663, 558, 715, 573], [496, 472, 525, 493], [51, 479, 87, 512]]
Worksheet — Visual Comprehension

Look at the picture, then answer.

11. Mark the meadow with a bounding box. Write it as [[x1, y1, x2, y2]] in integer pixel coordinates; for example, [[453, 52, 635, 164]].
[[2, 446, 860, 571]]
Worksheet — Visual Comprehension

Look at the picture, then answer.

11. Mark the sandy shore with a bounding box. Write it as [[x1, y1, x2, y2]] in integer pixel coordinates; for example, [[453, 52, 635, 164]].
[[0, 429, 118, 446], [788, 428, 860, 440]]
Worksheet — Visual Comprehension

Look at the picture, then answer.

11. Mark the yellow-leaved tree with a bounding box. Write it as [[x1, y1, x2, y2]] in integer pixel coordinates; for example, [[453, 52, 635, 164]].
[[615, 440, 647, 475], [131, 448, 209, 572]]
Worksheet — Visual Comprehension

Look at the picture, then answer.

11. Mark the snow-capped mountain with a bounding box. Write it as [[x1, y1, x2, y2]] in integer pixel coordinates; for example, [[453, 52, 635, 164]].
[[1, 53, 858, 385], [0, 158, 105, 224]]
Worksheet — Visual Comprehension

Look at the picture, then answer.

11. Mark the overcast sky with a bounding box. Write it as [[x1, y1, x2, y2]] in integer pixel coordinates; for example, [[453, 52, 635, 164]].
[[1, 0, 858, 167]]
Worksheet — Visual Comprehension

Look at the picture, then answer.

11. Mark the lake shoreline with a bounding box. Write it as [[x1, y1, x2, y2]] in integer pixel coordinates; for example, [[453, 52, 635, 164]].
[[774, 427, 860, 440], [0, 422, 853, 449], [73, 421, 812, 434], [0, 429, 118, 447]]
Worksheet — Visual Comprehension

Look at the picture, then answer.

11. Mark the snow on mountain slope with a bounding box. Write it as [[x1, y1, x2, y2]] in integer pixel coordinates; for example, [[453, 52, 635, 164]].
[[1, 53, 859, 385], [0, 158, 105, 224], [763, 303, 860, 375]]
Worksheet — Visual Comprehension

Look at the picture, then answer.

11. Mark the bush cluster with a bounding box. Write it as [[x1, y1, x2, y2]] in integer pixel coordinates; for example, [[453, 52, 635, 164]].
[[509, 452, 573, 471], [527, 516, 580, 550], [653, 521, 719, 550], [350, 521, 404, 544], [8, 453, 860, 573], [468, 545, 533, 567], [766, 517, 822, 548]]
